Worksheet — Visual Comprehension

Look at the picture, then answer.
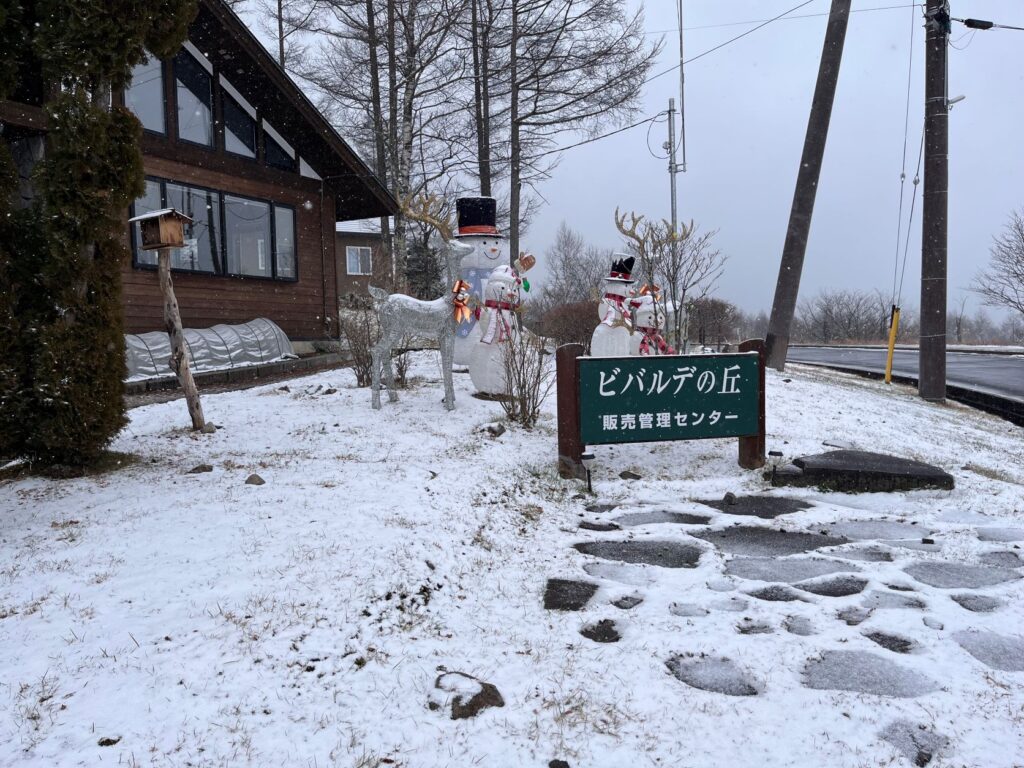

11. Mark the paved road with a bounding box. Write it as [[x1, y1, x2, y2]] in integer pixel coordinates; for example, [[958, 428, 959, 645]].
[[787, 346, 1024, 402]]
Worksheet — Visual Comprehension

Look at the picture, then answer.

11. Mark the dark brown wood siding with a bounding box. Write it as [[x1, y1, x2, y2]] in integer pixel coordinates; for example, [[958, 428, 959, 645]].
[[122, 152, 338, 341], [336, 232, 385, 301]]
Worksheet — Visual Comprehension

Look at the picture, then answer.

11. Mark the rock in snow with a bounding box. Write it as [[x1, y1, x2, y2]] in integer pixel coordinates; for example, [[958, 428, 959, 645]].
[[431, 671, 505, 720]]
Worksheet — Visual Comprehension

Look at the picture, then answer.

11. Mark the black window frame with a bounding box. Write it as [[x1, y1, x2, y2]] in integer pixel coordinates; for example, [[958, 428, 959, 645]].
[[221, 88, 258, 161], [130, 176, 224, 274], [223, 191, 274, 280], [130, 176, 298, 283], [263, 125, 298, 173], [125, 55, 168, 136], [273, 204, 297, 280], [173, 48, 215, 149]]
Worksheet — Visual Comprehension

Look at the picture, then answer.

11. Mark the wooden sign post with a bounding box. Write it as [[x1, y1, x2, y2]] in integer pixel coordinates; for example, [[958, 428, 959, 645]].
[[557, 340, 766, 478], [128, 208, 208, 432]]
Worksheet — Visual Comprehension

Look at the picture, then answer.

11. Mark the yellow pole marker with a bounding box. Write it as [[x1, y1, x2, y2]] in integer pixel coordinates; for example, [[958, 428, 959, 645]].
[[885, 305, 901, 384]]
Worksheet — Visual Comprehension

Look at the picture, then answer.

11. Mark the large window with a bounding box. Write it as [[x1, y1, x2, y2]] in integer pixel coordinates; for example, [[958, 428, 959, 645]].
[[225, 196, 272, 278], [223, 92, 256, 158], [264, 121, 296, 172], [275, 206, 296, 279], [130, 178, 296, 281], [165, 183, 222, 273], [347, 246, 372, 276], [125, 55, 165, 134], [174, 49, 213, 146]]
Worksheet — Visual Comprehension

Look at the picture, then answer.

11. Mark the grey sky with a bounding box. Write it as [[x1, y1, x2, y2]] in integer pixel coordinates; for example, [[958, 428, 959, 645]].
[[520, 0, 1024, 319]]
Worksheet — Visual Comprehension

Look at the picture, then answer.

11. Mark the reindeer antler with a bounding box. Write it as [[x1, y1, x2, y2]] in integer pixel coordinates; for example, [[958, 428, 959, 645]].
[[614, 207, 648, 261], [401, 194, 454, 242]]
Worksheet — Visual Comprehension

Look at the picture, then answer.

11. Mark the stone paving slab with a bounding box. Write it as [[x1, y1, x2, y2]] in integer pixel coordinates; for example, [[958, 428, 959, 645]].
[[770, 450, 954, 493]]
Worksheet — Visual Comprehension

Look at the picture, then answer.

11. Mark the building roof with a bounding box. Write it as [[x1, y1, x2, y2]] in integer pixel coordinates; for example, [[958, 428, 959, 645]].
[[194, 0, 397, 222], [335, 218, 390, 236]]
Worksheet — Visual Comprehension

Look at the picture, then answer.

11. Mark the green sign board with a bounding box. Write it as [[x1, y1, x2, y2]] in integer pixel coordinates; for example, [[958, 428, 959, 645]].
[[578, 353, 761, 445]]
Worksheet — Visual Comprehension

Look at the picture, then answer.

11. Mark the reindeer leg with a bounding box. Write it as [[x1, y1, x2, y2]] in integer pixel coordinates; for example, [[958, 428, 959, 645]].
[[381, 334, 399, 403], [440, 326, 455, 411], [370, 341, 383, 410]]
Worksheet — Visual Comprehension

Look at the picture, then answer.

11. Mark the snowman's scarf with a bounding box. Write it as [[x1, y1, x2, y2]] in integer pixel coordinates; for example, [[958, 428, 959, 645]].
[[601, 293, 631, 329], [637, 326, 675, 355], [481, 300, 516, 344]]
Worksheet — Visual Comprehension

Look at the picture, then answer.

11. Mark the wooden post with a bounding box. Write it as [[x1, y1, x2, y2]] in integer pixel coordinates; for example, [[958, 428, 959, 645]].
[[737, 338, 766, 469], [158, 248, 207, 431], [556, 343, 585, 479]]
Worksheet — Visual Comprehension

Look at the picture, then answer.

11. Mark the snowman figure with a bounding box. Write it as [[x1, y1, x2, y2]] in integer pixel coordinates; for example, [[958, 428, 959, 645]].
[[590, 255, 636, 358], [451, 197, 508, 366], [629, 288, 676, 356], [468, 265, 522, 395]]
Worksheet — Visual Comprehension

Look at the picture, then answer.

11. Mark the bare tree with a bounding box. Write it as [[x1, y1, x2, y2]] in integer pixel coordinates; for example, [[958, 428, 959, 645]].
[[689, 297, 741, 350], [794, 289, 916, 344], [533, 222, 607, 309], [294, 0, 470, 281], [614, 209, 726, 349], [973, 208, 1024, 319], [948, 295, 969, 344], [504, 0, 661, 261]]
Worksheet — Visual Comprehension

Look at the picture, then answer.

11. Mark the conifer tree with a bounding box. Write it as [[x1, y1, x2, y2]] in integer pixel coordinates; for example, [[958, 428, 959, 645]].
[[0, 0, 196, 466]]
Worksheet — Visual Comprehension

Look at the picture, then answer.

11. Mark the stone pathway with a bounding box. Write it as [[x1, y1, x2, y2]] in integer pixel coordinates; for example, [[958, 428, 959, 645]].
[[545, 490, 1024, 765]]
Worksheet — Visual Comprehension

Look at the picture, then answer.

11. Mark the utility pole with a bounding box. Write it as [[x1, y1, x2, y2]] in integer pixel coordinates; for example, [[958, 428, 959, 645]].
[[919, 0, 950, 401], [667, 98, 681, 349], [677, 0, 687, 174], [764, 0, 852, 370]]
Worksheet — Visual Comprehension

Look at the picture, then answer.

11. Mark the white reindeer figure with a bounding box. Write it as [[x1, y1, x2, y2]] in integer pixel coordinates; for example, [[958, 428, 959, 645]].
[[369, 198, 474, 410]]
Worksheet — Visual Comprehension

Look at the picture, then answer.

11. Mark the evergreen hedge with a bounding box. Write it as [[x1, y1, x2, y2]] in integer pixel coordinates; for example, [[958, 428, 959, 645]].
[[0, 0, 196, 466]]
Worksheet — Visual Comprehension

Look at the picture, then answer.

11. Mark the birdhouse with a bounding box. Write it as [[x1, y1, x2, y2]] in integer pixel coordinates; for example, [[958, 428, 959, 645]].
[[128, 208, 193, 251]]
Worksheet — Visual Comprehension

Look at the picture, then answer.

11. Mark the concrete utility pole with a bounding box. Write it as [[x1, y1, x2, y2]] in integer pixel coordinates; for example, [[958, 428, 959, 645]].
[[667, 98, 680, 348], [919, 0, 950, 401], [668, 97, 678, 244], [677, 0, 687, 174], [764, 0, 852, 370]]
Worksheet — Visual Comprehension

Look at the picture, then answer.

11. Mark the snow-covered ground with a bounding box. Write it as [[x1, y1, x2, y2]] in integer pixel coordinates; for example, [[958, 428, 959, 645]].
[[1, 356, 1022, 767]]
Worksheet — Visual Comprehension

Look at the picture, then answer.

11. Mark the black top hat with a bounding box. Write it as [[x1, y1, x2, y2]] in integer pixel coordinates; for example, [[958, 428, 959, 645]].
[[606, 255, 636, 282], [455, 197, 502, 237]]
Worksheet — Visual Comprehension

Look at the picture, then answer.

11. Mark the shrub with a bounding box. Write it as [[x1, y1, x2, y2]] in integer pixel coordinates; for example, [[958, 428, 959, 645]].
[[541, 300, 599, 353], [500, 331, 555, 429]]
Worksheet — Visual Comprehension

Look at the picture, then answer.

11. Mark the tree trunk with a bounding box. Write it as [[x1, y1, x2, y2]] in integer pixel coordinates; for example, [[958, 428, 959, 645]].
[[159, 249, 206, 431], [386, 0, 401, 284], [365, 0, 391, 273], [471, 0, 492, 196], [508, 0, 520, 266], [277, 0, 285, 66]]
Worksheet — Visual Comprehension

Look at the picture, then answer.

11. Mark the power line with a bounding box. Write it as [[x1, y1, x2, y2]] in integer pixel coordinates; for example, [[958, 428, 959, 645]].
[[891, 1, 918, 307], [644, 0, 818, 86], [645, 3, 922, 35], [953, 17, 1024, 33], [533, 113, 666, 159]]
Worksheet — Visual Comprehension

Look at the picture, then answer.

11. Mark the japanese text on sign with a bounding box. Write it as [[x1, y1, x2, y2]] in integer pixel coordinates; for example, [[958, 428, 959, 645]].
[[578, 353, 760, 445]]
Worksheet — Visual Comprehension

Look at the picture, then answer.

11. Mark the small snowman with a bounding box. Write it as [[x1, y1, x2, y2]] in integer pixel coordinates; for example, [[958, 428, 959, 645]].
[[469, 265, 522, 395], [590, 255, 636, 358], [451, 197, 509, 366], [629, 287, 676, 356]]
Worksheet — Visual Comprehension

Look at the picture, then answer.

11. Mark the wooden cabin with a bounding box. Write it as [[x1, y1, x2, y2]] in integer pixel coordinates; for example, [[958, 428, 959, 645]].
[[0, 0, 397, 344]]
